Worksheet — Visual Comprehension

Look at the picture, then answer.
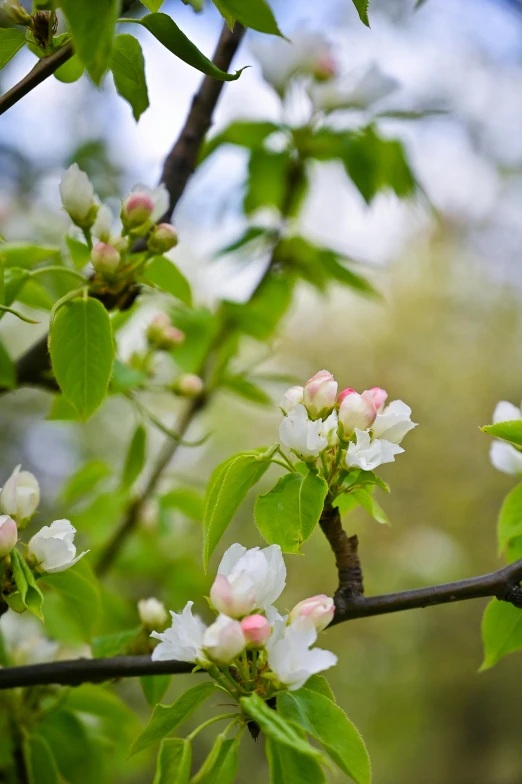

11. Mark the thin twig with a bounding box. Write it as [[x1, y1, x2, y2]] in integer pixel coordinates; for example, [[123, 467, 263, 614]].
[[2, 559, 522, 690], [0, 44, 73, 117]]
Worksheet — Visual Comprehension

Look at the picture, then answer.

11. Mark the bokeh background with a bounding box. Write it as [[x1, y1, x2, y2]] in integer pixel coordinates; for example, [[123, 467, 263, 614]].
[[2, 0, 522, 782]]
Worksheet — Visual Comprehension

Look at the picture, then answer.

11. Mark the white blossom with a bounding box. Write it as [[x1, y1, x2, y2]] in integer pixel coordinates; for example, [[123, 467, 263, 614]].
[[372, 400, 417, 444], [151, 601, 206, 663], [280, 385, 304, 415], [28, 519, 88, 574], [203, 614, 246, 663], [267, 616, 337, 690], [0, 515, 17, 558], [345, 429, 403, 471], [250, 29, 332, 95], [489, 441, 522, 476], [303, 370, 338, 417], [289, 594, 335, 632], [59, 164, 97, 226], [308, 63, 399, 113], [338, 389, 377, 436], [91, 204, 113, 243], [211, 543, 286, 618], [130, 184, 169, 223], [0, 465, 40, 521], [279, 404, 338, 459], [138, 597, 168, 628], [493, 400, 522, 424]]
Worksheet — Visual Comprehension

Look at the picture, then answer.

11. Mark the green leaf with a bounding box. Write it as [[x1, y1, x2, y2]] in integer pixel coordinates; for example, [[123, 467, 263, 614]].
[[212, 0, 282, 34], [351, 488, 389, 525], [144, 256, 192, 306], [54, 54, 85, 83], [215, 226, 270, 256], [342, 127, 415, 204], [304, 674, 336, 703], [153, 738, 191, 784], [482, 420, 522, 448], [122, 424, 147, 489], [169, 306, 219, 373], [10, 550, 44, 620], [25, 735, 59, 784], [497, 484, 522, 554], [142, 0, 165, 11], [111, 359, 148, 394], [49, 297, 115, 421], [141, 675, 172, 708], [0, 28, 26, 69], [222, 375, 272, 405], [200, 121, 280, 163], [130, 682, 217, 756], [64, 683, 139, 729], [136, 14, 245, 82], [203, 448, 274, 568], [192, 734, 239, 784], [222, 272, 292, 340], [278, 688, 371, 784], [255, 471, 328, 553], [111, 34, 149, 121], [65, 236, 91, 269], [240, 693, 325, 762], [61, 459, 111, 505], [160, 488, 204, 520], [481, 598, 522, 670], [244, 150, 291, 215], [59, 0, 119, 84], [0, 341, 15, 389], [266, 739, 326, 784], [91, 627, 140, 658], [351, 0, 370, 27], [0, 243, 59, 269], [47, 394, 79, 421], [42, 559, 100, 641]]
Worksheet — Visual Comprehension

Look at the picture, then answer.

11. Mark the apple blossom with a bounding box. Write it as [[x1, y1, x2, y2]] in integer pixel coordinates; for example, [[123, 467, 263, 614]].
[[123, 184, 169, 229], [151, 601, 206, 663], [303, 370, 338, 417], [148, 223, 179, 254], [241, 614, 271, 646], [250, 29, 332, 95], [368, 386, 388, 413], [146, 314, 185, 351], [266, 616, 337, 691], [0, 465, 40, 522], [91, 204, 113, 243], [59, 164, 98, 228], [28, 519, 88, 574], [372, 400, 417, 444], [0, 516, 17, 558], [138, 597, 168, 628], [279, 404, 338, 459], [289, 594, 335, 632], [489, 401, 522, 475], [338, 388, 377, 436], [176, 374, 204, 397], [280, 385, 304, 415], [345, 429, 404, 471], [203, 614, 246, 663], [211, 543, 286, 618], [308, 63, 399, 113], [91, 242, 121, 277]]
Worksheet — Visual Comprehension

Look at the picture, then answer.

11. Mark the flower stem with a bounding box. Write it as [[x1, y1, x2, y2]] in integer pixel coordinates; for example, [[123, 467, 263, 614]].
[[187, 712, 238, 742]]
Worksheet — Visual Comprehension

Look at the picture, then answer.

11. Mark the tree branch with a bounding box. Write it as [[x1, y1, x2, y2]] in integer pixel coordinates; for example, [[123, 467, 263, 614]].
[[0, 44, 73, 117], [1, 559, 522, 690]]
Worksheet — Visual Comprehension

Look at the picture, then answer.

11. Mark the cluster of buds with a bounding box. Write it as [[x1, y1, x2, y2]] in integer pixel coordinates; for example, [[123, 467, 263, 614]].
[[151, 543, 337, 692], [59, 166, 178, 284], [146, 313, 185, 352], [279, 370, 416, 471], [0, 465, 87, 573]]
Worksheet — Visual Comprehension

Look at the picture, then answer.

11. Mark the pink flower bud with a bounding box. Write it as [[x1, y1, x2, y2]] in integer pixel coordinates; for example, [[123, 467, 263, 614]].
[[146, 314, 185, 351], [303, 370, 338, 417], [203, 614, 246, 664], [313, 54, 337, 81], [210, 573, 256, 618], [289, 594, 335, 632], [122, 192, 155, 228], [338, 388, 377, 436], [176, 374, 204, 397], [368, 386, 388, 413], [91, 242, 121, 277], [0, 515, 17, 558], [241, 614, 271, 646], [148, 223, 179, 254]]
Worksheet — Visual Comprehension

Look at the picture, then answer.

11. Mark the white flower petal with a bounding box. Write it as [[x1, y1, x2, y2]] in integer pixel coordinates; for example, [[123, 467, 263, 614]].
[[490, 441, 522, 476], [493, 401, 521, 424]]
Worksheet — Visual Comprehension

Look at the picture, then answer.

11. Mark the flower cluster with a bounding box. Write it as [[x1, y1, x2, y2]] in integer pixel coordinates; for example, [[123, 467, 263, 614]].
[[279, 370, 416, 471], [59, 165, 178, 282], [489, 400, 522, 475], [0, 465, 87, 572], [150, 543, 337, 693]]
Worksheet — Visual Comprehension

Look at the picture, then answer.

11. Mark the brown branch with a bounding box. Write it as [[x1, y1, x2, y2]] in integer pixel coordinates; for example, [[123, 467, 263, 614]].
[[319, 503, 364, 614], [1, 559, 522, 690], [0, 43, 73, 117]]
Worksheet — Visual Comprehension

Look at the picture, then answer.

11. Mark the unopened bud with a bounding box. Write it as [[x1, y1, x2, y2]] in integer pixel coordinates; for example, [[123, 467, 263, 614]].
[[280, 385, 304, 414], [91, 242, 121, 278], [122, 192, 155, 229], [1, 0, 31, 26], [337, 388, 376, 437], [146, 314, 185, 351], [0, 515, 17, 558], [313, 54, 337, 82], [203, 614, 246, 664], [289, 594, 334, 631], [59, 164, 98, 229], [241, 614, 271, 646], [138, 597, 168, 628], [175, 374, 204, 398], [303, 370, 338, 417], [148, 223, 178, 255], [368, 386, 388, 413], [0, 465, 40, 523]]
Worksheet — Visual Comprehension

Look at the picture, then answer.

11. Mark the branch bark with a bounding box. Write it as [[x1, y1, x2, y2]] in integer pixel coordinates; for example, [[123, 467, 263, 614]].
[[2, 559, 522, 690], [0, 44, 73, 117]]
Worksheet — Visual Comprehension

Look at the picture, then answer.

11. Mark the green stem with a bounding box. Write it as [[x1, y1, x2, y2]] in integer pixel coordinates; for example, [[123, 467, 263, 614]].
[[30, 266, 86, 282], [275, 447, 295, 472], [187, 712, 238, 742], [82, 229, 92, 250], [270, 458, 293, 472]]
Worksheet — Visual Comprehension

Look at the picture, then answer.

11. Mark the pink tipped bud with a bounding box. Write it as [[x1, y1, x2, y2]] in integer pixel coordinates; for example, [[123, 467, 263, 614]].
[[289, 594, 335, 632], [303, 370, 338, 417], [148, 223, 179, 255], [0, 515, 17, 558], [203, 614, 246, 664], [146, 314, 185, 351], [280, 385, 304, 414], [91, 242, 121, 277], [241, 614, 271, 647], [176, 374, 204, 398], [313, 54, 337, 81], [368, 386, 388, 413], [210, 573, 256, 619], [338, 388, 377, 437], [122, 192, 155, 228]]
